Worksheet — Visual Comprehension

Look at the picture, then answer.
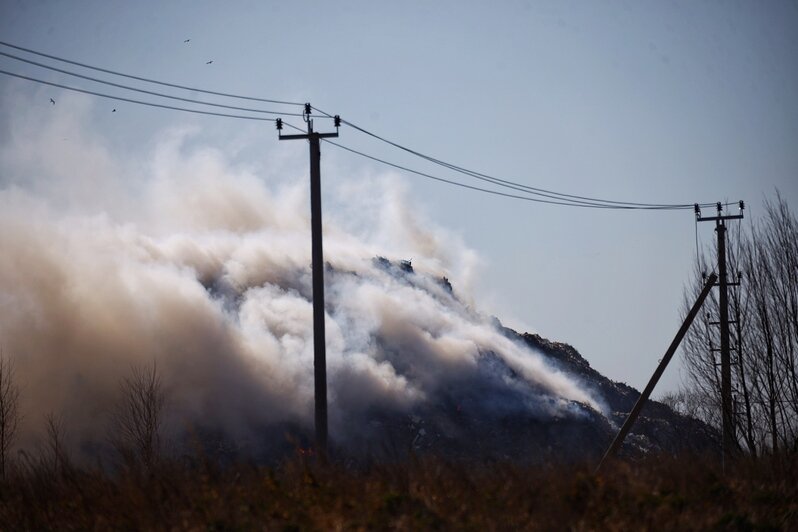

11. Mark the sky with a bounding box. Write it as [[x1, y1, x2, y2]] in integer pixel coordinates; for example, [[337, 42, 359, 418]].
[[1, 0, 796, 398]]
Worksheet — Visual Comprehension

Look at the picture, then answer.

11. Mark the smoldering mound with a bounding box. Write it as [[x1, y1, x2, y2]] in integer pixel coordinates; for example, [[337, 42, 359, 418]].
[[0, 102, 609, 462]]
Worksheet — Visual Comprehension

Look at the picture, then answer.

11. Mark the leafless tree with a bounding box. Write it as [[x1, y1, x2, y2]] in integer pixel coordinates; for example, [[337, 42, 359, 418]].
[[110, 360, 166, 470], [0, 352, 20, 479], [43, 412, 70, 474]]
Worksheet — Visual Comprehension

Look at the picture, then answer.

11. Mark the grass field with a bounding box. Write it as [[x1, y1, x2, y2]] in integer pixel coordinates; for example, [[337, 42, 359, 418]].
[[1, 451, 795, 530]]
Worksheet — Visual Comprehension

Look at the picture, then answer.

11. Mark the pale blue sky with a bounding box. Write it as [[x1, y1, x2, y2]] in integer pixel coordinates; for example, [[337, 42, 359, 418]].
[[1, 0, 796, 395]]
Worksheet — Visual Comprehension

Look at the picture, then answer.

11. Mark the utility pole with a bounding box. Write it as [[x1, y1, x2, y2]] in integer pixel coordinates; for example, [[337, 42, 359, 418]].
[[277, 106, 340, 456], [696, 201, 744, 468], [596, 272, 717, 474]]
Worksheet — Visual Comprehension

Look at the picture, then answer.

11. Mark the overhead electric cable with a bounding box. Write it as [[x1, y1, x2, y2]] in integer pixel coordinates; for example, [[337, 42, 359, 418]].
[[280, 121, 681, 210], [0, 69, 276, 121], [327, 141, 692, 210], [347, 116, 715, 209], [0, 40, 303, 106], [0, 43, 737, 211], [311, 106, 720, 210], [0, 50, 309, 117]]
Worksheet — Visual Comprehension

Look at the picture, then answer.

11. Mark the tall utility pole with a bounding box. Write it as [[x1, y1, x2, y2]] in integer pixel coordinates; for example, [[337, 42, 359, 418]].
[[277, 106, 340, 456], [696, 201, 744, 467]]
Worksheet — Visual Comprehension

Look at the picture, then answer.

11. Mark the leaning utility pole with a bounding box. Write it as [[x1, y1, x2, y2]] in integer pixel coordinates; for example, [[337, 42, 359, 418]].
[[277, 106, 340, 456], [696, 201, 744, 468], [596, 272, 718, 474]]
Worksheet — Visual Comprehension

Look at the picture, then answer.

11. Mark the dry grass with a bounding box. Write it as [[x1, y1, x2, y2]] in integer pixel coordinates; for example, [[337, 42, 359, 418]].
[[1, 451, 795, 530]]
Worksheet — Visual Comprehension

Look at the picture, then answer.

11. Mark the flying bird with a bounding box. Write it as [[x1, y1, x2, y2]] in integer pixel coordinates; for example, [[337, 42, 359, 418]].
[[49, 98, 55, 105], [112, 108, 116, 113], [206, 60, 213, 64], [184, 38, 190, 43]]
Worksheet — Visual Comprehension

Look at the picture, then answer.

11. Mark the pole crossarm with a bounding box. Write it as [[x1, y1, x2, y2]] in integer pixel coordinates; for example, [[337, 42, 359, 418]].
[[697, 214, 743, 223], [695, 201, 745, 225], [279, 132, 339, 140]]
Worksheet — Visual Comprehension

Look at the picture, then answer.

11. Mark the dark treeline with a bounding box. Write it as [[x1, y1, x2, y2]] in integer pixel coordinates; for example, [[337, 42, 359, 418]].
[[668, 192, 798, 456]]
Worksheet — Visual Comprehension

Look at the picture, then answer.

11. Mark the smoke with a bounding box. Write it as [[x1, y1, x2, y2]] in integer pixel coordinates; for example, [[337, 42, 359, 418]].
[[0, 89, 605, 457]]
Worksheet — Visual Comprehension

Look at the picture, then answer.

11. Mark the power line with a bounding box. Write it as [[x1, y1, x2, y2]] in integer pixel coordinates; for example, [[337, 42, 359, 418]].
[[281, 121, 682, 209], [328, 141, 684, 209], [0, 69, 277, 122], [0, 43, 738, 211], [0, 51, 310, 117], [349, 116, 717, 209], [312, 106, 722, 210], [0, 40, 303, 106], [348, 118, 697, 208], [327, 140, 640, 208]]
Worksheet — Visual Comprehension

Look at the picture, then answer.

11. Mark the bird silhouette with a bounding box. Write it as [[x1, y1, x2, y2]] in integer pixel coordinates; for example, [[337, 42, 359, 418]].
[[184, 39, 190, 43], [112, 109, 116, 113], [206, 60, 213, 64], [49, 98, 55, 105]]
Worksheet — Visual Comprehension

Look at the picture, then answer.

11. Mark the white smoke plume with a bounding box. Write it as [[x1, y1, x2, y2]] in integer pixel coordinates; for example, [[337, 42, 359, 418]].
[[0, 89, 604, 458]]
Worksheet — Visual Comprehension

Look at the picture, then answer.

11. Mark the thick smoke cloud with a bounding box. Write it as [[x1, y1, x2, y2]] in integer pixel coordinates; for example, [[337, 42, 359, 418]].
[[0, 90, 604, 457]]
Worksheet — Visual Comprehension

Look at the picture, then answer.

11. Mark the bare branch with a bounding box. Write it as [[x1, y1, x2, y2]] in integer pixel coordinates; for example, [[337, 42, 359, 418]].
[[0, 352, 20, 479]]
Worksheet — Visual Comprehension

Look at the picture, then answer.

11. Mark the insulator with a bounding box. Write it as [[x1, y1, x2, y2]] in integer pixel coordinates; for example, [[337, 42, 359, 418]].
[[304, 103, 312, 115], [739, 200, 745, 211], [334, 115, 341, 128], [717, 201, 723, 213], [694, 203, 700, 216], [276, 118, 283, 131]]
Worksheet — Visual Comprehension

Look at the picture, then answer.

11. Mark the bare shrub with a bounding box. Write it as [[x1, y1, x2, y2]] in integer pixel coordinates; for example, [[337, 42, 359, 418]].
[[0, 352, 20, 479], [43, 413, 70, 475], [110, 360, 166, 470]]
